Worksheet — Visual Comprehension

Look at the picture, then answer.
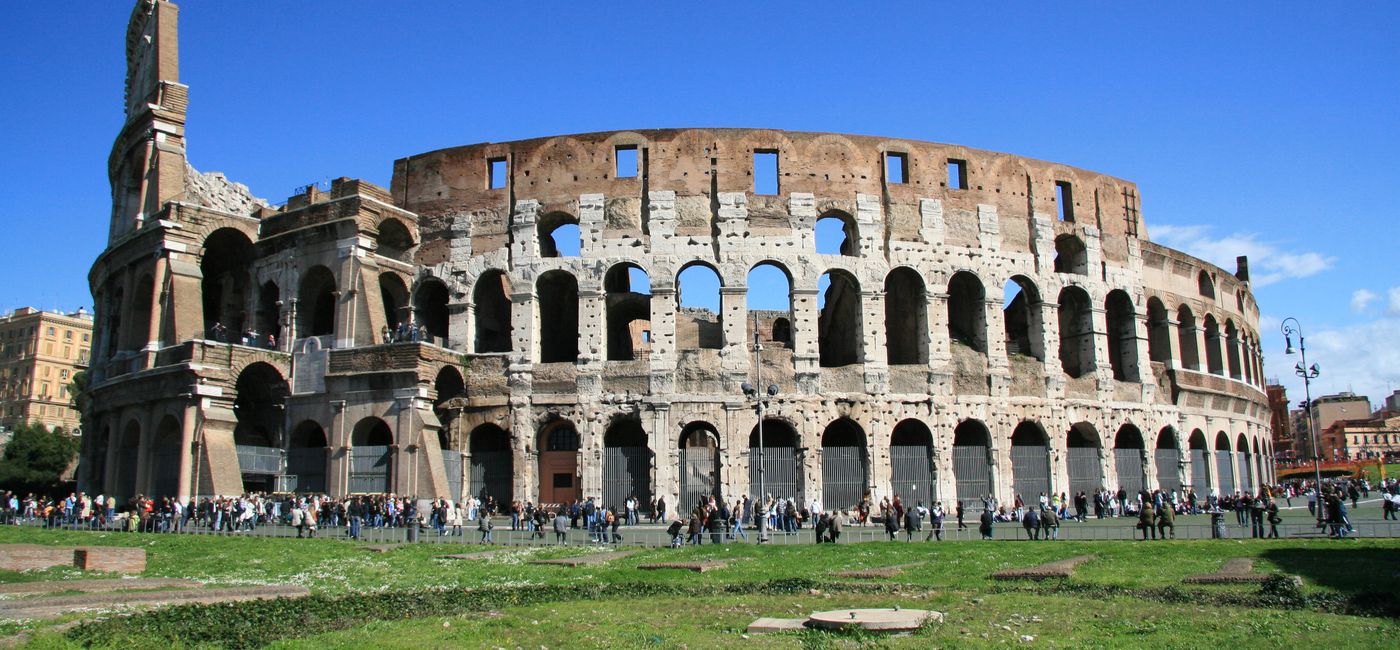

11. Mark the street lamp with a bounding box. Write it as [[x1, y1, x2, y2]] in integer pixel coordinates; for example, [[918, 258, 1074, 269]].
[[1281, 317, 1323, 527], [743, 313, 780, 543]]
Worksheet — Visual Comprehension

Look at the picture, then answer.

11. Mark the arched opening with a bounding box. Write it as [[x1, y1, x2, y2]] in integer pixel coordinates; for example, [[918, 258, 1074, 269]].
[[432, 365, 466, 499], [1066, 423, 1101, 497], [1146, 298, 1170, 363], [603, 419, 653, 512], [537, 419, 580, 505], [1155, 427, 1181, 491], [127, 275, 154, 349], [679, 422, 721, 510], [469, 424, 513, 505], [233, 362, 288, 490], [473, 270, 512, 353], [1176, 305, 1200, 370], [537, 271, 579, 363], [604, 263, 652, 361], [818, 269, 862, 367], [1010, 421, 1051, 502], [1004, 276, 1044, 360], [115, 421, 141, 499], [105, 288, 124, 356], [815, 212, 859, 256], [297, 266, 337, 338], [772, 318, 792, 348], [414, 278, 451, 344], [538, 212, 581, 257], [947, 271, 987, 353], [379, 273, 410, 336], [747, 262, 792, 350], [1113, 424, 1145, 496], [1204, 315, 1224, 375], [890, 419, 936, 502], [201, 228, 255, 335], [952, 420, 992, 503], [1215, 432, 1235, 494], [1198, 271, 1215, 299], [287, 420, 328, 494], [375, 218, 415, 262], [256, 282, 280, 345], [749, 419, 800, 501], [1225, 320, 1242, 380], [349, 418, 393, 493], [821, 419, 869, 510], [1253, 438, 1264, 493], [1053, 235, 1088, 275], [151, 416, 182, 498], [1188, 429, 1210, 496], [1057, 286, 1095, 378], [1236, 433, 1253, 494], [678, 263, 723, 350], [884, 267, 927, 364], [1105, 289, 1139, 381]]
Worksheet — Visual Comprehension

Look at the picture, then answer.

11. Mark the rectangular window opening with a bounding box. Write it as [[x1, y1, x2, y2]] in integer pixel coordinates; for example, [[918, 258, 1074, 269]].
[[615, 145, 638, 179], [487, 157, 508, 190], [1055, 181, 1075, 222], [753, 151, 779, 195], [886, 152, 907, 184], [947, 159, 966, 190]]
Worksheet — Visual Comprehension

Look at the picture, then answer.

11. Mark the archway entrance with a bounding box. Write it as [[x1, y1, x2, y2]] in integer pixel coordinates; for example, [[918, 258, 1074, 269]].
[[1011, 421, 1051, 503], [1188, 430, 1210, 495], [287, 421, 328, 493], [602, 419, 653, 513], [679, 422, 721, 511], [1067, 423, 1101, 497], [952, 420, 992, 503], [1155, 428, 1181, 491], [537, 420, 580, 506], [1215, 432, 1235, 494], [749, 419, 799, 501], [890, 419, 936, 504], [349, 418, 393, 493], [469, 424, 512, 505], [1114, 424, 1146, 496], [821, 419, 869, 511]]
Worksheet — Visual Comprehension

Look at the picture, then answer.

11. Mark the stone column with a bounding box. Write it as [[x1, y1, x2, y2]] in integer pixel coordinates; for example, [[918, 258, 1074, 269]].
[[791, 288, 820, 391], [175, 399, 198, 501], [719, 286, 748, 365], [145, 253, 169, 353]]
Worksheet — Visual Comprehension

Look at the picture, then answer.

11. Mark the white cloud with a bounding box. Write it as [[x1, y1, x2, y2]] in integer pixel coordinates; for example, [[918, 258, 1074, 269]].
[[1150, 224, 1335, 287], [1389, 287, 1400, 317], [1351, 289, 1378, 314], [1265, 315, 1400, 409]]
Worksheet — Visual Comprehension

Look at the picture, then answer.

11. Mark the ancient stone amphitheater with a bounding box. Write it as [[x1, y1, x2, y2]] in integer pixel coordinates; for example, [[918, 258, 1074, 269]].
[[82, 0, 1274, 511]]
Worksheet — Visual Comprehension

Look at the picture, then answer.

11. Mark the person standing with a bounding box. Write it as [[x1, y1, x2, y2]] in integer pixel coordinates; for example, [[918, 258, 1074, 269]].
[[828, 510, 843, 544], [1137, 502, 1156, 540], [478, 512, 494, 544], [1022, 506, 1040, 540], [1265, 500, 1281, 539], [1250, 496, 1266, 539], [979, 507, 994, 540], [730, 498, 748, 541], [1041, 505, 1059, 541], [927, 502, 945, 541]]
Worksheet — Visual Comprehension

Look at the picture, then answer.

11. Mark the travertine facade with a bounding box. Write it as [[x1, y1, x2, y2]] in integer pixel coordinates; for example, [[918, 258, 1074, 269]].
[[81, 0, 1274, 509]]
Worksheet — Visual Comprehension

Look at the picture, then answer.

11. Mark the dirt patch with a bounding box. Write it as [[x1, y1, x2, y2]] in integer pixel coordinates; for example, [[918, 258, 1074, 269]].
[[991, 555, 1094, 580], [0, 578, 198, 596], [529, 551, 636, 567], [0, 585, 309, 621]]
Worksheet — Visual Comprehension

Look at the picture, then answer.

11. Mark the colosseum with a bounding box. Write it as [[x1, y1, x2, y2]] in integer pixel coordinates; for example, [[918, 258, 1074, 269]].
[[80, 0, 1275, 512]]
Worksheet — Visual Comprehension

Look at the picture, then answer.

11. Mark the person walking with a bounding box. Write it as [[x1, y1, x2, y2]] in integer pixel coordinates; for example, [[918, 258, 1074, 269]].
[[927, 502, 946, 541], [1265, 500, 1281, 539], [956, 501, 967, 530], [1022, 506, 1040, 540]]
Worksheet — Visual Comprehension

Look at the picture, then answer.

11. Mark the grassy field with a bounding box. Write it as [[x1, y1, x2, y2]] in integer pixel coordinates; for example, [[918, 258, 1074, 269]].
[[2, 525, 1398, 648]]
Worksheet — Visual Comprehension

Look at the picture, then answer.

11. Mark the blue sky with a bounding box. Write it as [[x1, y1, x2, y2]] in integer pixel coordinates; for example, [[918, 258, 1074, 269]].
[[1, 2, 1396, 407]]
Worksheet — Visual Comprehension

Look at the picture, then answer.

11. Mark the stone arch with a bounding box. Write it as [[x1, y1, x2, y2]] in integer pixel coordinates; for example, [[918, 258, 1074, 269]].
[[537, 418, 580, 505], [818, 269, 862, 367], [1113, 423, 1146, 496], [1204, 314, 1224, 375], [538, 211, 580, 258], [1105, 289, 1140, 381], [1053, 234, 1088, 275], [890, 419, 936, 503], [287, 420, 328, 493], [201, 228, 256, 335], [1057, 286, 1095, 378], [126, 274, 154, 350], [1003, 275, 1044, 360], [1225, 319, 1243, 380], [947, 271, 987, 353], [473, 270, 512, 353], [233, 361, 287, 448], [151, 415, 182, 498], [678, 261, 723, 351], [749, 418, 800, 501], [1214, 431, 1235, 494], [815, 210, 859, 256], [1066, 422, 1102, 496], [349, 417, 393, 493], [413, 276, 451, 343], [952, 419, 992, 503], [256, 281, 280, 344], [604, 263, 652, 361], [1188, 429, 1210, 495], [747, 261, 793, 349], [1176, 304, 1200, 370], [602, 418, 653, 512], [297, 265, 337, 338], [1198, 270, 1215, 299], [375, 217, 415, 262], [1155, 427, 1181, 491], [537, 270, 579, 363], [468, 423, 513, 504], [1146, 297, 1170, 363], [679, 421, 721, 509], [1236, 432, 1253, 493], [820, 418, 869, 510], [884, 266, 927, 364], [115, 419, 141, 498], [378, 272, 410, 334], [1010, 421, 1052, 503]]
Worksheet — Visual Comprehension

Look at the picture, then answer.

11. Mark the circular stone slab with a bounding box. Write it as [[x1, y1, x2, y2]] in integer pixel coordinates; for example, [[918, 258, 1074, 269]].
[[806, 608, 935, 632]]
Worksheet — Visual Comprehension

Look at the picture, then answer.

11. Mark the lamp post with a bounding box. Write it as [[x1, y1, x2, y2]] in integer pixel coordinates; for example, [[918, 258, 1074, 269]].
[[743, 313, 779, 543], [1281, 317, 1322, 526]]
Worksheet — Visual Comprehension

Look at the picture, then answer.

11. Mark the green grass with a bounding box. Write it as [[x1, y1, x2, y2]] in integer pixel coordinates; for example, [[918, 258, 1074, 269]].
[[2, 526, 1398, 648]]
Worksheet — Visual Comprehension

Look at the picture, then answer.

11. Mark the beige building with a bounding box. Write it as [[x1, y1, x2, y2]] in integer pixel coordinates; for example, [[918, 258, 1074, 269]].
[[1321, 414, 1400, 461], [0, 307, 94, 432]]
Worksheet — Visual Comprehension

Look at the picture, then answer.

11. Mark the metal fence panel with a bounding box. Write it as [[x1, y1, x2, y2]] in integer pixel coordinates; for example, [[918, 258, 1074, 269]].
[[468, 450, 512, 504], [679, 447, 717, 512], [1154, 449, 1181, 491], [1011, 445, 1051, 502], [603, 446, 653, 513], [953, 445, 990, 504], [236, 445, 284, 475], [821, 446, 868, 511], [890, 444, 936, 504], [441, 450, 463, 501], [1216, 453, 1236, 494], [1067, 447, 1100, 496], [749, 447, 797, 501], [287, 448, 327, 493], [1238, 453, 1253, 494], [350, 445, 392, 493], [1114, 449, 1144, 496], [1190, 450, 1209, 495]]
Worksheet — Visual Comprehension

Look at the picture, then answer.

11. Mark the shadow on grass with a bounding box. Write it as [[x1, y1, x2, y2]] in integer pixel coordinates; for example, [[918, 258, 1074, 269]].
[[1261, 546, 1400, 617]]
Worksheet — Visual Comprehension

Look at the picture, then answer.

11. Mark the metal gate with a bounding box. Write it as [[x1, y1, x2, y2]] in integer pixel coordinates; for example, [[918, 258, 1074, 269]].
[[469, 450, 512, 504], [890, 444, 936, 504], [287, 448, 327, 493], [1237, 453, 1253, 494], [1067, 447, 1100, 497], [821, 446, 868, 511], [1114, 449, 1144, 496], [1190, 449, 1209, 495], [350, 445, 392, 493], [116, 446, 139, 498], [1011, 445, 1050, 502], [952, 444, 990, 504], [151, 445, 181, 498], [749, 447, 798, 501], [679, 447, 718, 512], [1216, 452, 1235, 494], [603, 446, 652, 513], [441, 450, 463, 501], [1155, 448, 1181, 491]]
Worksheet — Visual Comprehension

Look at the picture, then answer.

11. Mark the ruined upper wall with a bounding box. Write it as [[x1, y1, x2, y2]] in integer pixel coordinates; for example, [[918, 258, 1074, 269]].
[[391, 129, 1144, 255]]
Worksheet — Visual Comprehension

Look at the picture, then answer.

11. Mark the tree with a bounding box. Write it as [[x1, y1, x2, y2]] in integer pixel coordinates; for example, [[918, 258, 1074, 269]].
[[0, 421, 79, 495]]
